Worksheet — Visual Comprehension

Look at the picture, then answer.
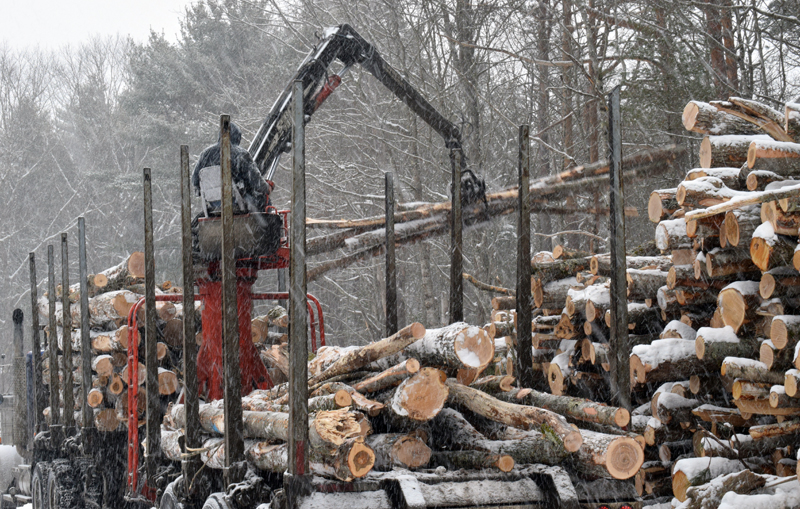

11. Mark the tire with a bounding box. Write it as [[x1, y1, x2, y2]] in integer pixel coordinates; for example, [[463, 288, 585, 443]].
[[32, 462, 50, 509], [160, 479, 184, 509], [202, 493, 233, 509], [47, 460, 81, 509]]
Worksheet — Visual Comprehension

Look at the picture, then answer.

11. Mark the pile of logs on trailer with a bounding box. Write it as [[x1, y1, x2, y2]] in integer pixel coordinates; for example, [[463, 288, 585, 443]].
[[37, 97, 800, 508]]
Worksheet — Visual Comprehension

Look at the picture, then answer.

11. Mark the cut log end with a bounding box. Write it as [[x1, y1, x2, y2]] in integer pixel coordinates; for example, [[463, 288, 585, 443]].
[[392, 435, 432, 469], [615, 408, 631, 428], [496, 455, 515, 472], [455, 327, 494, 368], [128, 251, 146, 279], [347, 440, 376, 478], [606, 436, 645, 480], [409, 322, 426, 339], [563, 430, 583, 453], [334, 389, 352, 408], [394, 368, 449, 421]]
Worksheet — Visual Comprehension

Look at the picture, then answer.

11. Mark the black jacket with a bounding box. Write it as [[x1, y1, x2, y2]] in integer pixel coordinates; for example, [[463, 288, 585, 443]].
[[192, 122, 271, 213]]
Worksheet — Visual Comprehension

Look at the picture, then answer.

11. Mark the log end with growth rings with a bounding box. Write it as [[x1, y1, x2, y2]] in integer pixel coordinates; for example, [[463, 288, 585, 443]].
[[606, 436, 645, 480], [454, 326, 494, 369], [347, 439, 376, 478]]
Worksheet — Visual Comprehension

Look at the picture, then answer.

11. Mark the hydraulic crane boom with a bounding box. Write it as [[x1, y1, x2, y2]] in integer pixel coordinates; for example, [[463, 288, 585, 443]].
[[248, 24, 486, 204]]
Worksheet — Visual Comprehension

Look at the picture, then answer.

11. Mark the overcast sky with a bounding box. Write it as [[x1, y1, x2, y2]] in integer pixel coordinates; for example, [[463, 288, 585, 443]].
[[0, 0, 194, 50]]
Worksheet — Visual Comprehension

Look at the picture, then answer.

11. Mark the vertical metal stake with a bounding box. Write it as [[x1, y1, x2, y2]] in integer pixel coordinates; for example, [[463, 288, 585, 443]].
[[47, 245, 60, 426], [288, 80, 309, 480], [60, 233, 74, 428], [29, 253, 44, 431], [220, 116, 245, 487], [143, 168, 161, 480], [385, 172, 398, 336], [449, 149, 464, 323], [516, 125, 534, 388], [180, 145, 202, 492], [13, 309, 27, 452], [78, 218, 93, 428], [607, 85, 631, 411]]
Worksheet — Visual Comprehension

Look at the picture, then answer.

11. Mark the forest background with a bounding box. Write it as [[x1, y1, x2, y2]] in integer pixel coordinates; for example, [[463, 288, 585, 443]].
[[0, 0, 798, 387]]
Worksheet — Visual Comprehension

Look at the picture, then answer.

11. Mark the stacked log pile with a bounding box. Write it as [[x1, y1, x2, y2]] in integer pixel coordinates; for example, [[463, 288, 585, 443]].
[[635, 97, 800, 506], [160, 321, 651, 484], [38, 252, 186, 431]]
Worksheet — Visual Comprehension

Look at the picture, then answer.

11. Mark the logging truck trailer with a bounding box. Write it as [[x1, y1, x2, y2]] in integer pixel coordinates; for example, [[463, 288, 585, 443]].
[[1, 24, 644, 509]]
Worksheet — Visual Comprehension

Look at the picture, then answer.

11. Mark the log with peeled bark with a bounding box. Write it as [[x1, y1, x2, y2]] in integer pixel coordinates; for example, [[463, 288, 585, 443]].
[[785, 369, 800, 396], [648, 188, 679, 222], [749, 418, 800, 440], [695, 327, 760, 362], [701, 135, 771, 169], [401, 322, 494, 371], [365, 432, 431, 470], [735, 396, 800, 417], [656, 218, 692, 251], [750, 223, 797, 271], [685, 181, 800, 221], [351, 358, 420, 394], [683, 100, 762, 135], [691, 404, 752, 428], [307, 322, 425, 386], [718, 281, 763, 332], [444, 378, 582, 452], [157, 368, 179, 395], [469, 375, 515, 394], [763, 200, 800, 235], [682, 469, 766, 509]]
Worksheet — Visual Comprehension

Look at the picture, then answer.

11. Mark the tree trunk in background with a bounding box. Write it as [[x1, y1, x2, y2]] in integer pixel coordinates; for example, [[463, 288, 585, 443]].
[[535, 0, 554, 252], [705, 0, 727, 99], [410, 114, 436, 328], [720, 0, 739, 94]]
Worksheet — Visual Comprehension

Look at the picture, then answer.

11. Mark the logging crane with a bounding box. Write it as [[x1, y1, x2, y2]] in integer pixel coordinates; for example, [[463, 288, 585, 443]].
[[0, 25, 639, 509]]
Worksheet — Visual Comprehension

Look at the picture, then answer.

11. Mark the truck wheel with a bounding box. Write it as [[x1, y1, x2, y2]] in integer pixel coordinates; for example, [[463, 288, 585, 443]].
[[160, 479, 185, 509], [47, 460, 80, 509], [202, 493, 234, 509], [31, 462, 50, 509]]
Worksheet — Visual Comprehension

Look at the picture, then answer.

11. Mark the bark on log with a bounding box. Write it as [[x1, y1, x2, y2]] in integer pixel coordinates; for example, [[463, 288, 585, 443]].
[[245, 438, 374, 481], [704, 247, 758, 278], [760, 268, 800, 299], [685, 181, 800, 222], [515, 387, 629, 428], [533, 277, 579, 309], [724, 206, 761, 247], [683, 101, 762, 135], [567, 429, 644, 480], [785, 369, 800, 397], [750, 223, 797, 271], [721, 357, 785, 385], [746, 170, 785, 191], [649, 188, 679, 223], [402, 322, 494, 371], [428, 451, 514, 472], [695, 326, 760, 362], [677, 177, 740, 210], [444, 378, 583, 452], [352, 359, 420, 394], [701, 135, 769, 169], [682, 469, 766, 509], [718, 281, 762, 332], [671, 456, 749, 502], [631, 338, 709, 385], [307, 322, 426, 386], [686, 167, 744, 190], [365, 432, 431, 470], [656, 218, 692, 251], [627, 269, 668, 301]]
